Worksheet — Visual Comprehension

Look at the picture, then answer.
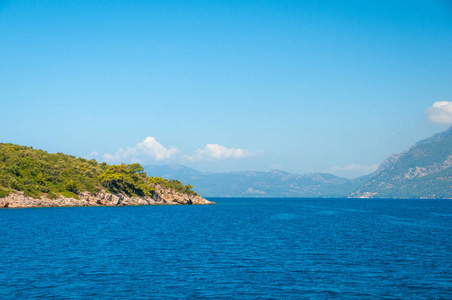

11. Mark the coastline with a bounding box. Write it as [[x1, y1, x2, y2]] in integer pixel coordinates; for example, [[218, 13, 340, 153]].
[[0, 185, 214, 209]]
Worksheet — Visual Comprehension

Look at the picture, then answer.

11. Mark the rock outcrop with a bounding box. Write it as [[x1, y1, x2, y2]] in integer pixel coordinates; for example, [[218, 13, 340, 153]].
[[0, 185, 214, 209]]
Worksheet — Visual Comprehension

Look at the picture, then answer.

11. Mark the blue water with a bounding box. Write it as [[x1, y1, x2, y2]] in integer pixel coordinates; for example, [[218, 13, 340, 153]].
[[0, 198, 451, 299]]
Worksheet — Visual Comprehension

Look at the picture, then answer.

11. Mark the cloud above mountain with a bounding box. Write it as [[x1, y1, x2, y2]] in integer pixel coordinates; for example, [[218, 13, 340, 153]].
[[103, 137, 179, 164], [102, 137, 258, 164], [186, 144, 259, 161], [425, 101, 452, 124]]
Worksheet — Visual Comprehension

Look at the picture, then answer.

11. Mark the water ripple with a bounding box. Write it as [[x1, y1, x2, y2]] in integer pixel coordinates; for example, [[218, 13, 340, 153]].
[[0, 198, 451, 299]]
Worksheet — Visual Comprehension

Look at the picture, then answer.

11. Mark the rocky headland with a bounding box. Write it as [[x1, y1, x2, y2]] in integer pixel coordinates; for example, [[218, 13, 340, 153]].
[[0, 184, 214, 209], [0, 143, 215, 209]]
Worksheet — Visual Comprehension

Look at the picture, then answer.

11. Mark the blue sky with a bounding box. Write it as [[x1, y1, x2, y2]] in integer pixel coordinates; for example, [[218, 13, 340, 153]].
[[1, 0, 451, 178]]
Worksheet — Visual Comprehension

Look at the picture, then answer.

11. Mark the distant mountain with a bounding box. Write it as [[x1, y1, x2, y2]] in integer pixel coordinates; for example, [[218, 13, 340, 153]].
[[145, 127, 452, 199], [144, 164, 351, 197], [349, 126, 452, 198]]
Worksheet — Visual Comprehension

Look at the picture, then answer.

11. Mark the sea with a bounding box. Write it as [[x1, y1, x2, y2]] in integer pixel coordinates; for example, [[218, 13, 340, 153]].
[[0, 198, 451, 299]]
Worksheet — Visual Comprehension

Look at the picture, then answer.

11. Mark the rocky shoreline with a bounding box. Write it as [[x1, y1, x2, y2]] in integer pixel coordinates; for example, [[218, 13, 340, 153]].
[[0, 184, 215, 208]]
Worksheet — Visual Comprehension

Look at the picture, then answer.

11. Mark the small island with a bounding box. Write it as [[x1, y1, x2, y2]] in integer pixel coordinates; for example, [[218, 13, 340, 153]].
[[0, 144, 214, 208]]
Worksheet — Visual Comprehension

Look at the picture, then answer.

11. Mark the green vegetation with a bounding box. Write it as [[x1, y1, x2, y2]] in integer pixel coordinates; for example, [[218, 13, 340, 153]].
[[0, 143, 197, 199], [151, 179, 197, 196], [99, 163, 154, 197], [0, 189, 9, 198]]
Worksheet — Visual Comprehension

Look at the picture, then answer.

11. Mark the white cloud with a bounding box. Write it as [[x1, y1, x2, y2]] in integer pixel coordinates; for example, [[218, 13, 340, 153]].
[[330, 163, 379, 179], [425, 101, 452, 124], [102, 137, 259, 164], [103, 136, 179, 164], [136, 137, 179, 160], [186, 144, 259, 161], [84, 151, 98, 160]]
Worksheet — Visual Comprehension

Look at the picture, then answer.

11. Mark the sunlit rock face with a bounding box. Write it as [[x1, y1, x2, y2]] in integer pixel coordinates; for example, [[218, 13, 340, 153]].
[[0, 185, 214, 209]]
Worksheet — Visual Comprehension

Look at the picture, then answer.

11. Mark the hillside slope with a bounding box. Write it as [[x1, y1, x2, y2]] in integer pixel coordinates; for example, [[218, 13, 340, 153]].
[[0, 144, 213, 207], [349, 127, 452, 198]]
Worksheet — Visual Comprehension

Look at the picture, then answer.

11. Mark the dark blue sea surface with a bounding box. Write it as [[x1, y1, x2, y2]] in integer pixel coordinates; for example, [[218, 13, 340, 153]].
[[0, 198, 451, 299]]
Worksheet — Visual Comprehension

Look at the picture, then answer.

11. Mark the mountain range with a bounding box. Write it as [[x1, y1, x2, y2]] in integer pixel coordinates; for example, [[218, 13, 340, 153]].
[[144, 126, 452, 199]]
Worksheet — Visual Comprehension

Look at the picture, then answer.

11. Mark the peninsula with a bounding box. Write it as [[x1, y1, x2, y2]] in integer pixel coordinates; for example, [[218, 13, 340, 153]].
[[0, 144, 214, 208]]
